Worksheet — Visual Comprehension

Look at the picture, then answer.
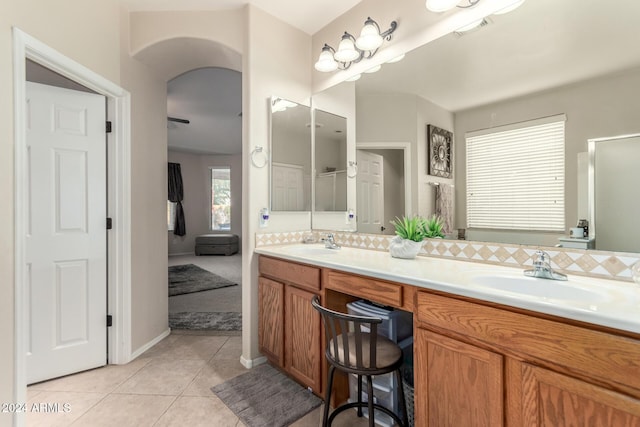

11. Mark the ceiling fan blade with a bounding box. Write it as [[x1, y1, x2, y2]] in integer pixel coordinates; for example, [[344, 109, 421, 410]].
[[167, 117, 190, 124]]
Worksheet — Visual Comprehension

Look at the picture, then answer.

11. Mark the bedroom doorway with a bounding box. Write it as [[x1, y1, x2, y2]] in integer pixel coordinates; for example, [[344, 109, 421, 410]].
[[166, 66, 243, 333]]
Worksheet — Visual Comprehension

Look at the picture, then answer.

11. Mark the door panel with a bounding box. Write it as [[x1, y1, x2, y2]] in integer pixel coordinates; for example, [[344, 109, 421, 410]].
[[25, 82, 107, 384], [356, 150, 385, 234]]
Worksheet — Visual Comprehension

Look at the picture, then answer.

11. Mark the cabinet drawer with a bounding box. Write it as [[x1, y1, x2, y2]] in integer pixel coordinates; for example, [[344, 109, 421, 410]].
[[259, 256, 320, 291], [415, 291, 640, 393], [324, 270, 403, 307]]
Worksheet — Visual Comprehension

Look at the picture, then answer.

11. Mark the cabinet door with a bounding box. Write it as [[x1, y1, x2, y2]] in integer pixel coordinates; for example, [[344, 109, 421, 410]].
[[520, 363, 640, 426], [285, 285, 322, 393], [415, 328, 504, 427], [259, 277, 284, 367]]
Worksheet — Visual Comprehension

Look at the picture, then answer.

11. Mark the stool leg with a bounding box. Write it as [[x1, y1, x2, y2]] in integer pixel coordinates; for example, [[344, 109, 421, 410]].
[[395, 368, 409, 427], [357, 374, 363, 417], [323, 365, 336, 427], [366, 375, 375, 427]]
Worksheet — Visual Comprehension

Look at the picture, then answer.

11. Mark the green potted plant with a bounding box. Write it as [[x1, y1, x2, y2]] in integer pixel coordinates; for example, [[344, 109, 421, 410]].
[[389, 215, 428, 259], [424, 215, 445, 239]]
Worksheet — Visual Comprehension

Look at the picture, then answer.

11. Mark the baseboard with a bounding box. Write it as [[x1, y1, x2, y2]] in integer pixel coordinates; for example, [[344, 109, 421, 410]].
[[240, 354, 267, 369], [129, 328, 171, 360]]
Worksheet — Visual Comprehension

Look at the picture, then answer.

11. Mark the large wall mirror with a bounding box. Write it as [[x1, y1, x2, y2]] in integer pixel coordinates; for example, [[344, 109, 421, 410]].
[[313, 0, 640, 253], [314, 109, 347, 212], [270, 97, 312, 212]]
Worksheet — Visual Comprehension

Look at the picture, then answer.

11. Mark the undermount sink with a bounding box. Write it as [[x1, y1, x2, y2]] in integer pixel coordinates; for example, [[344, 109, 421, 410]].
[[470, 275, 607, 301], [284, 246, 340, 256]]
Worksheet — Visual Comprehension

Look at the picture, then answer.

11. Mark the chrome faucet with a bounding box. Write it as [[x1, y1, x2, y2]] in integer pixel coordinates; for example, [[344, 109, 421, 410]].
[[322, 233, 341, 250], [524, 250, 567, 281]]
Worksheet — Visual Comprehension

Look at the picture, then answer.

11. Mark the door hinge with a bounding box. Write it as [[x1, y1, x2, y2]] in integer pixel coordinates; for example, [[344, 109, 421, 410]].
[[106, 218, 113, 230], [106, 121, 112, 133], [107, 315, 113, 327]]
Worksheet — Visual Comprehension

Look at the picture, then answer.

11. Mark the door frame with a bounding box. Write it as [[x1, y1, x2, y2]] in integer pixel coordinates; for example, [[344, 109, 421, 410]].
[[13, 27, 132, 418], [356, 142, 412, 216]]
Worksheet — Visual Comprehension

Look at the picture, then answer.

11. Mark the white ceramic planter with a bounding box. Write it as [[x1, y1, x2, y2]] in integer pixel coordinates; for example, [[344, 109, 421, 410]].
[[389, 236, 424, 259]]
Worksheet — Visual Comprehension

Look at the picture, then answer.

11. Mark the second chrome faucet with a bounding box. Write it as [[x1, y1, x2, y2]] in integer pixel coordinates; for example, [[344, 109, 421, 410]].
[[524, 250, 567, 281]]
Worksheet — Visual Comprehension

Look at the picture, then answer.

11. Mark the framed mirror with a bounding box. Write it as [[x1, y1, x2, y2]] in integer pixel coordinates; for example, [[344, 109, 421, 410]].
[[314, 109, 347, 212], [269, 97, 312, 212]]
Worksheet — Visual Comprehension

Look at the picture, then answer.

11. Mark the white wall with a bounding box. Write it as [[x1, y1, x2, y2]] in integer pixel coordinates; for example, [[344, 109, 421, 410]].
[[242, 5, 312, 364], [454, 67, 640, 246], [0, 1, 121, 424], [167, 150, 243, 255]]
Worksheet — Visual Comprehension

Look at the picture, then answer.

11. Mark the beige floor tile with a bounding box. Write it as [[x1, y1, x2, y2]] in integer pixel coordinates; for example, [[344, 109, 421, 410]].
[[114, 358, 205, 395], [144, 335, 228, 360], [154, 396, 240, 427], [290, 405, 322, 427], [212, 336, 242, 360], [182, 358, 247, 396], [28, 357, 152, 393], [139, 334, 182, 358], [25, 390, 105, 427], [71, 393, 175, 427]]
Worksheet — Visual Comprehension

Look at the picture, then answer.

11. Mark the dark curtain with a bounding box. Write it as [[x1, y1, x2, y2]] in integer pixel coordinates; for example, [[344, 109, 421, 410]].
[[168, 162, 186, 236]]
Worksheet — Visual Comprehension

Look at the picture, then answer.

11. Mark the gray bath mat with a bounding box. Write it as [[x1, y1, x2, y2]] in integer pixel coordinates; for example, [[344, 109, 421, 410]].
[[169, 312, 242, 331], [211, 363, 322, 427], [168, 264, 237, 296]]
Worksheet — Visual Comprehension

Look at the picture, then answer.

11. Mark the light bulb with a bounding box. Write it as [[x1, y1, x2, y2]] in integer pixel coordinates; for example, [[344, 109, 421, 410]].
[[355, 19, 383, 51], [314, 47, 338, 72], [334, 34, 360, 63]]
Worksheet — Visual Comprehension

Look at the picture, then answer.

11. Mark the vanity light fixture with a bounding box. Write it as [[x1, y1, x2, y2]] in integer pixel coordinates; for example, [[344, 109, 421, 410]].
[[314, 17, 398, 73]]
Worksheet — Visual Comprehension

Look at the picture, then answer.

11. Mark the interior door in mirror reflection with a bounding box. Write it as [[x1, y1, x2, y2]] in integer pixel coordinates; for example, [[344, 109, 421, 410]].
[[356, 150, 384, 234], [271, 163, 304, 211]]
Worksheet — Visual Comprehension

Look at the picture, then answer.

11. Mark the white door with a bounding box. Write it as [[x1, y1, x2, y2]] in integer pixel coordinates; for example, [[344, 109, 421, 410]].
[[356, 150, 385, 234], [25, 82, 107, 384], [272, 163, 304, 210]]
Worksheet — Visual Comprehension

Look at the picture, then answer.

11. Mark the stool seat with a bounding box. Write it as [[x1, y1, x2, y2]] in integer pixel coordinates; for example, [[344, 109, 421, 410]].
[[329, 333, 401, 369], [311, 296, 408, 427]]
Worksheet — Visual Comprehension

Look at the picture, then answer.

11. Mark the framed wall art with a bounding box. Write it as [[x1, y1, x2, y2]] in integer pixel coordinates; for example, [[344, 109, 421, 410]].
[[427, 124, 453, 178]]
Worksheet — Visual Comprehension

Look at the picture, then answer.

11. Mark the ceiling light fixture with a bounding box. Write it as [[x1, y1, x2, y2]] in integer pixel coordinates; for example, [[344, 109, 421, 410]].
[[314, 17, 398, 73]]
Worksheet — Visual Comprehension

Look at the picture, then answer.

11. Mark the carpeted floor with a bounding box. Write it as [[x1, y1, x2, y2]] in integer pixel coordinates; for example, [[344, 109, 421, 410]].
[[169, 311, 242, 331], [211, 363, 322, 427], [168, 263, 237, 297]]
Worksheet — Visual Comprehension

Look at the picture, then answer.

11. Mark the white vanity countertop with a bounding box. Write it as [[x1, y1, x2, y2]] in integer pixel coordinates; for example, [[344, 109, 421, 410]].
[[255, 244, 640, 334]]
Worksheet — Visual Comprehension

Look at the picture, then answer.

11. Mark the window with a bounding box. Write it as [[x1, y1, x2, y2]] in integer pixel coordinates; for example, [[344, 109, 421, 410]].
[[167, 201, 176, 231], [466, 114, 565, 232], [211, 167, 231, 230]]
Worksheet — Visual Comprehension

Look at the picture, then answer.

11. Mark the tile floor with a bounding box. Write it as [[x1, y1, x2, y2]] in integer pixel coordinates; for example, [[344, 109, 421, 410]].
[[26, 331, 369, 427]]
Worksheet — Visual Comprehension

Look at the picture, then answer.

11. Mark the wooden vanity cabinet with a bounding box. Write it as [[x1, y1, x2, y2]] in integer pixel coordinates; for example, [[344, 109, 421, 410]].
[[258, 256, 322, 394], [414, 291, 640, 427]]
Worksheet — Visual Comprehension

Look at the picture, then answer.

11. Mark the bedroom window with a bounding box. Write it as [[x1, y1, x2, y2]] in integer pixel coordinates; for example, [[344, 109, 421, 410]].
[[466, 114, 566, 232], [211, 167, 231, 231], [167, 201, 176, 231]]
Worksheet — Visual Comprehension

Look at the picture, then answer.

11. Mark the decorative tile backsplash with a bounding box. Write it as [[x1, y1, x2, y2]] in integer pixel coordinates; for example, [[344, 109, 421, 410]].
[[255, 230, 640, 282]]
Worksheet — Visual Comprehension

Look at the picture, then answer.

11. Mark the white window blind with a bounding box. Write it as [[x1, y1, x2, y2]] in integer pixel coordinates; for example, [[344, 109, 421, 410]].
[[466, 115, 565, 231]]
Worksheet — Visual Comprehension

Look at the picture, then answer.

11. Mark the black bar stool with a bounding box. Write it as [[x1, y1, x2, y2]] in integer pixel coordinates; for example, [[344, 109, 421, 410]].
[[311, 296, 408, 427]]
